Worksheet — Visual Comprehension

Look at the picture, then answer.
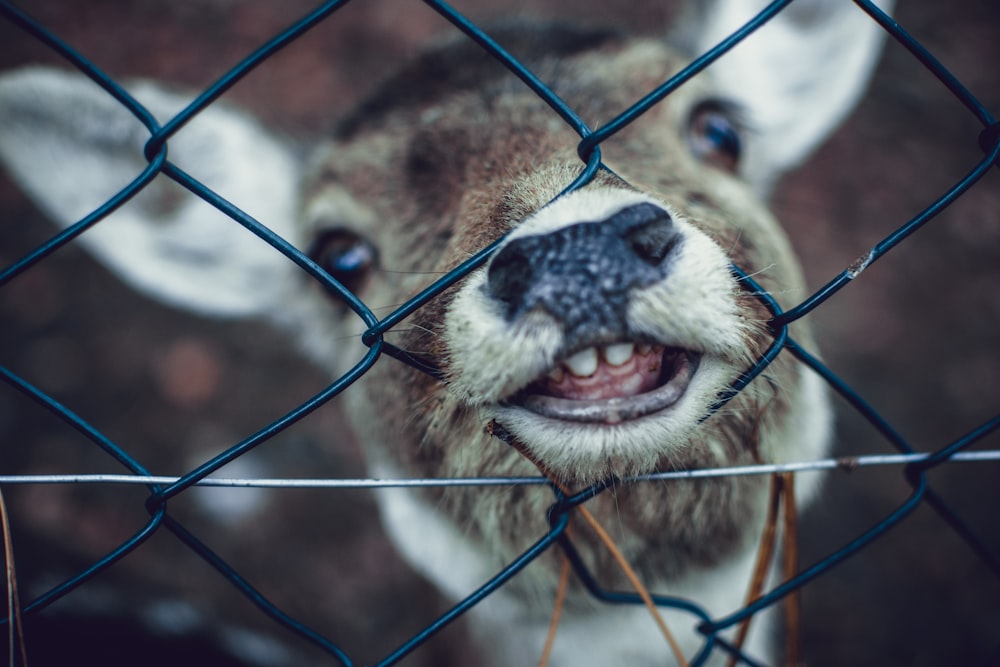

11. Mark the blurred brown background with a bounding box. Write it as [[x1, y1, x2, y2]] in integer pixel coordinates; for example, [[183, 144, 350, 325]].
[[1, 1, 998, 665]]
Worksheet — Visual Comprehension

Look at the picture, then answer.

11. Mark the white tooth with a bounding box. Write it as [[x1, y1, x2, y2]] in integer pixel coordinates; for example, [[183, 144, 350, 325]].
[[603, 343, 634, 367], [564, 347, 599, 377], [637, 343, 653, 355], [547, 366, 565, 383]]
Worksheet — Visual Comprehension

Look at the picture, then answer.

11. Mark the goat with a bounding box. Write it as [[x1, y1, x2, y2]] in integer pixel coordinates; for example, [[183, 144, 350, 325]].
[[0, 0, 894, 664]]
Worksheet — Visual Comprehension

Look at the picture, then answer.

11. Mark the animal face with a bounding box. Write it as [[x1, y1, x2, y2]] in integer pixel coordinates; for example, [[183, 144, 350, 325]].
[[0, 2, 894, 664], [296, 32, 813, 491]]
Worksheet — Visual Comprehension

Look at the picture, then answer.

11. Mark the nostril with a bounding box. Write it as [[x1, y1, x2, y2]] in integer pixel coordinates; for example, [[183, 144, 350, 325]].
[[624, 217, 679, 264], [486, 242, 535, 308], [611, 203, 679, 265]]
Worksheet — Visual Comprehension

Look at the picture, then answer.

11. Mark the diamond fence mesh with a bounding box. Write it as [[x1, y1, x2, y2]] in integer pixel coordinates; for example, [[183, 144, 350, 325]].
[[1, 1, 999, 666]]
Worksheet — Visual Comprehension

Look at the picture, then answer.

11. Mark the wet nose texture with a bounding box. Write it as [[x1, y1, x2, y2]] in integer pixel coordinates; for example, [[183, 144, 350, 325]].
[[487, 203, 680, 346]]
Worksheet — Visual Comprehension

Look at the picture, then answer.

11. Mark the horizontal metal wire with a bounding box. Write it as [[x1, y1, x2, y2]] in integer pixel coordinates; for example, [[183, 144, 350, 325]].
[[1, 0, 998, 665], [1, 450, 997, 489]]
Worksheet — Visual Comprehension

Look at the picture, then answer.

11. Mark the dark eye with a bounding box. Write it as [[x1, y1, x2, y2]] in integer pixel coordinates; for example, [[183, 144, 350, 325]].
[[687, 102, 743, 172], [308, 228, 378, 294]]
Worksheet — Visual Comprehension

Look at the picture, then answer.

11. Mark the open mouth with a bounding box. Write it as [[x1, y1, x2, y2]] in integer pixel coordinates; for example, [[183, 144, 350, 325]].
[[508, 343, 700, 425]]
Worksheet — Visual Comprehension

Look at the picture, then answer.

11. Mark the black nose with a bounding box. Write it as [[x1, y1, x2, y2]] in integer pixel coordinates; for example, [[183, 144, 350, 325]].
[[486, 202, 680, 342]]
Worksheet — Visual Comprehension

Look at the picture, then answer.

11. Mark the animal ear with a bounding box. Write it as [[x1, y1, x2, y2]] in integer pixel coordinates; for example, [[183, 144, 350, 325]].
[[681, 0, 895, 192], [0, 66, 303, 318]]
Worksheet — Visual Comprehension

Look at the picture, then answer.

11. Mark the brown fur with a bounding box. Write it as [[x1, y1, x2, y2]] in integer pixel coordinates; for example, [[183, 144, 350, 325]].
[[302, 30, 812, 609], [0, 6, 893, 660]]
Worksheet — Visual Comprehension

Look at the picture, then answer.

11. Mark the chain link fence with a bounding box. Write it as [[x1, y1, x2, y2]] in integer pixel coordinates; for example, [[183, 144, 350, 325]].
[[1, 0, 999, 665]]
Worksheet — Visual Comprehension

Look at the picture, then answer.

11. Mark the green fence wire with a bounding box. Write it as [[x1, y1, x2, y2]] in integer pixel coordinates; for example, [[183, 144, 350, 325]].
[[1, 0, 998, 665]]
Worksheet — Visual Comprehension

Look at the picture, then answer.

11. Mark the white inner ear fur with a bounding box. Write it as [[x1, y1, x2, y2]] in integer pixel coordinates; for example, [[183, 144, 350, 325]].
[[0, 67, 304, 318], [692, 0, 896, 192]]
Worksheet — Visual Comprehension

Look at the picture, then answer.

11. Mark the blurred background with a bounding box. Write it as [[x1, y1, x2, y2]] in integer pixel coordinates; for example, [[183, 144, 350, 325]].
[[1, 1, 998, 665]]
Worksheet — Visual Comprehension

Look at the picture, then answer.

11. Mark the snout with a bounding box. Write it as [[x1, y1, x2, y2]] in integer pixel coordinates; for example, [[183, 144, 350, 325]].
[[443, 189, 747, 480], [483, 202, 699, 425]]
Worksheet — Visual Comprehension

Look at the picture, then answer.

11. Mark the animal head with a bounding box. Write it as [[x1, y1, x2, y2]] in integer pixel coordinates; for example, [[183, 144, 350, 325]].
[[0, 0, 892, 491]]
